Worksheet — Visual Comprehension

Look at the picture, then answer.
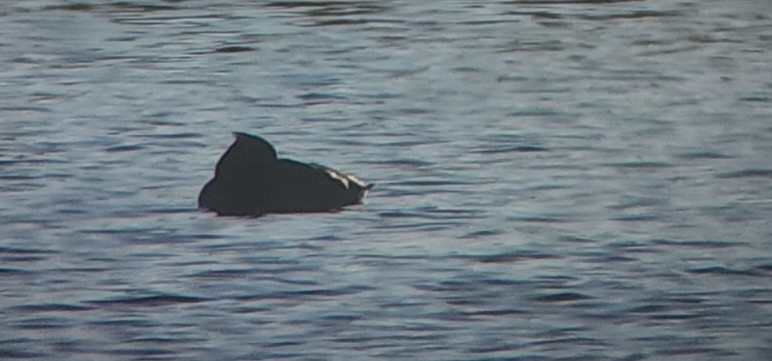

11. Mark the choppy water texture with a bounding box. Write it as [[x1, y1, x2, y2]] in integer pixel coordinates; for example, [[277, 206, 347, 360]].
[[1, 1, 771, 360]]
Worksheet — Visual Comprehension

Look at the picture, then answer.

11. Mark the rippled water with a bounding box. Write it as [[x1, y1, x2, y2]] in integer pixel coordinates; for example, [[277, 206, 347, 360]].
[[1, 1, 771, 360]]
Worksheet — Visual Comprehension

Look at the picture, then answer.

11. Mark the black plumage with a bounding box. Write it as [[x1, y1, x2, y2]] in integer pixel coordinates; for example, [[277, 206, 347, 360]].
[[199, 132, 373, 217]]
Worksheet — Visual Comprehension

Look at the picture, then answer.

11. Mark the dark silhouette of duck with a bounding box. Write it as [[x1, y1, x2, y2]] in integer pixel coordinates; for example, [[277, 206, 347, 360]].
[[198, 132, 373, 217]]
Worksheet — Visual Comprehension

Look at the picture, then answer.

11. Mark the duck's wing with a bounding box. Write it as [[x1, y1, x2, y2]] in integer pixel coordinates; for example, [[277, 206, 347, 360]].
[[306, 162, 369, 190]]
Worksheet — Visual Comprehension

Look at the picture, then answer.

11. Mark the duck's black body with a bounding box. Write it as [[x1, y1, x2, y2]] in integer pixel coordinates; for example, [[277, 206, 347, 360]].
[[198, 132, 372, 217]]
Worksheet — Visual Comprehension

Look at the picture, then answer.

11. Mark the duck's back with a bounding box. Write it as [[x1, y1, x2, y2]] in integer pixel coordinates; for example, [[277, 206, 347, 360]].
[[275, 160, 364, 211], [199, 159, 366, 216]]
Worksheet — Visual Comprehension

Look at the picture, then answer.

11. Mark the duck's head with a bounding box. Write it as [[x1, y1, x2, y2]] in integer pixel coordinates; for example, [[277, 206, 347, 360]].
[[231, 132, 277, 162], [213, 132, 278, 177]]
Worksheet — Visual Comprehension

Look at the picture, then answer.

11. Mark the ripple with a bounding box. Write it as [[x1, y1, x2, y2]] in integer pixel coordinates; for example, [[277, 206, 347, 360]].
[[89, 294, 210, 307], [650, 238, 744, 248], [507, 213, 567, 223], [577, 10, 683, 21], [14, 317, 71, 330], [470, 145, 549, 154], [605, 161, 673, 169], [0, 267, 32, 275], [104, 144, 144, 153], [214, 45, 256, 53], [687, 266, 763, 277], [0, 348, 45, 359], [104, 348, 177, 357], [717, 169, 772, 179], [463, 250, 558, 264], [532, 292, 593, 303], [0, 246, 57, 255], [466, 308, 528, 317], [44, 3, 177, 12], [187, 268, 255, 279], [459, 229, 504, 239], [10, 303, 92, 312], [676, 151, 733, 160], [236, 285, 374, 301]]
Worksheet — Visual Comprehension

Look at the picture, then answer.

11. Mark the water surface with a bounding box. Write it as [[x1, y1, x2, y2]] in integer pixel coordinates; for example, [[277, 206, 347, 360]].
[[1, 1, 771, 360]]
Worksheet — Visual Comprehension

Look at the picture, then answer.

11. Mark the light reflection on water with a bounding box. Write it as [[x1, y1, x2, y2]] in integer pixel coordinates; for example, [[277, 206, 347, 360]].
[[1, 1, 771, 360]]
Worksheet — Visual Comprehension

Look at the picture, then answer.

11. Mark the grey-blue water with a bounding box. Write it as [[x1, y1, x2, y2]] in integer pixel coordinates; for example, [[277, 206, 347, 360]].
[[1, 1, 771, 360]]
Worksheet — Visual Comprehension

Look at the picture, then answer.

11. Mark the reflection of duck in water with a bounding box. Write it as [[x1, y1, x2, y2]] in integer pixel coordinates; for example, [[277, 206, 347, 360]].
[[199, 132, 373, 217]]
